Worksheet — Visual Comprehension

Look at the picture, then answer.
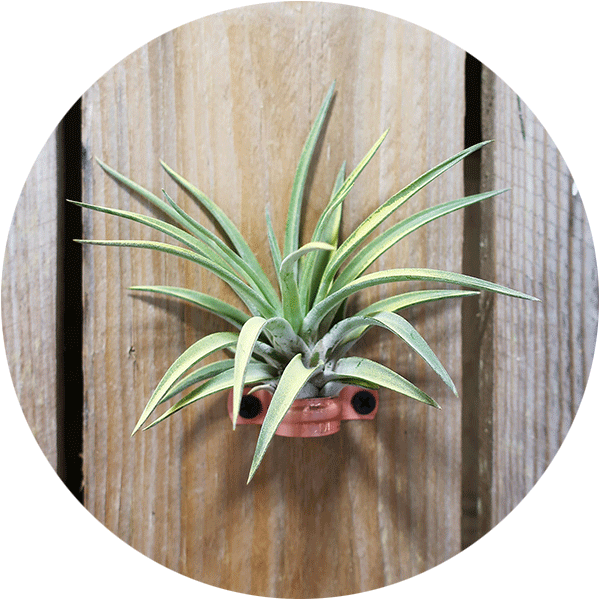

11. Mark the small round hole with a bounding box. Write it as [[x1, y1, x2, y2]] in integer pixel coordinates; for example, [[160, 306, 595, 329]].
[[351, 390, 376, 415], [239, 394, 262, 419]]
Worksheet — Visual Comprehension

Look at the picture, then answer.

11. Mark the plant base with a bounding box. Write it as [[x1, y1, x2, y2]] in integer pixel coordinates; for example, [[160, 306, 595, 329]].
[[227, 385, 379, 438]]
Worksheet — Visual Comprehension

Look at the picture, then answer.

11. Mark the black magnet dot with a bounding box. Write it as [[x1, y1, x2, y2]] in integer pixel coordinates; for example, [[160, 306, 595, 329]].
[[351, 390, 376, 415], [239, 394, 262, 419]]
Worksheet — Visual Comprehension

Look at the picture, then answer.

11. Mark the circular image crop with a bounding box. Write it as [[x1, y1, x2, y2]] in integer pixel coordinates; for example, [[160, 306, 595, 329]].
[[2, 2, 598, 597]]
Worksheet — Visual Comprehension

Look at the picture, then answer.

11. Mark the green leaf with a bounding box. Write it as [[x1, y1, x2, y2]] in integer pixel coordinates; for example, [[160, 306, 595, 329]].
[[323, 311, 457, 395], [261, 317, 309, 358], [314, 141, 492, 303], [302, 267, 539, 340], [284, 81, 336, 259], [324, 289, 480, 336], [144, 363, 276, 430], [251, 341, 288, 369], [95, 158, 187, 227], [355, 289, 479, 317], [69, 200, 211, 261], [299, 131, 389, 314], [128, 285, 250, 329], [300, 161, 346, 310], [247, 354, 321, 482], [334, 188, 507, 289], [279, 242, 335, 331], [76, 195, 280, 311], [76, 238, 277, 318], [329, 357, 440, 408], [161, 190, 281, 310], [310, 130, 389, 248], [247, 381, 278, 395], [232, 314, 313, 426], [294, 128, 388, 324], [160, 188, 216, 241], [232, 316, 268, 428], [160, 358, 237, 402], [96, 158, 281, 310], [265, 205, 283, 287], [132, 331, 239, 434], [160, 160, 273, 293]]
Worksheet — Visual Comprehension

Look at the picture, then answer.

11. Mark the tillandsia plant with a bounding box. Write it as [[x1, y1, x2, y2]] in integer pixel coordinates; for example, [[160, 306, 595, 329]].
[[75, 81, 538, 482]]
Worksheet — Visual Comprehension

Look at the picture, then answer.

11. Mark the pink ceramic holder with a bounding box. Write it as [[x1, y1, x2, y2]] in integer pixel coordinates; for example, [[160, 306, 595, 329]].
[[227, 385, 379, 437]]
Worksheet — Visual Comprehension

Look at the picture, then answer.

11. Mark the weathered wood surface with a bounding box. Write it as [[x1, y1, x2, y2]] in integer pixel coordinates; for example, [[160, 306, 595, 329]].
[[2, 131, 59, 469], [4, 2, 595, 597], [81, 3, 465, 595], [478, 69, 598, 532]]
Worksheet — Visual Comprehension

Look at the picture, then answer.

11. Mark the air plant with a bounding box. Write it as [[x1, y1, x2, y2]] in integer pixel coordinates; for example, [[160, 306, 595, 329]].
[[74, 82, 538, 482]]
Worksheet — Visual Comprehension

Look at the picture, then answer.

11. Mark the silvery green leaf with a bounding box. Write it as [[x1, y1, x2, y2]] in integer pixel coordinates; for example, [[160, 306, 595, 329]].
[[232, 316, 268, 428], [298, 129, 390, 319], [144, 363, 276, 430], [326, 161, 347, 246], [132, 331, 239, 434], [253, 340, 288, 369], [334, 188, 507, 289], [95, 158, 186, 227], [265, 205, 283, 287], [320, 289, 479, 336], [160, 160, 271, 288], [299, 161, 346, 308], [330, 290, 479, 346], [302, 267, 539, 340], [284, 81, 336, 259], [160, 358, 237, 402], [247, 381, 278, 395], [261, 317, 309, 358], [310, 130, 389, 246], [330, 357, 440, 408], [280, 242, 335, 331], [247, 354, 321, 482], [96, 157, 281, 309], [355, 289, 479, 317], [314, 141, 492, 303], [161, 190, 281, 310], [76, 238, 277, 318], [302, 269, 539, 339], [334, 290, 479, 357], [325, 312, 457, 395], [232, 315, 312, 426], [129, 285, 250, 329], [69, 200, 211, 261], [314, 314, 371, 359]]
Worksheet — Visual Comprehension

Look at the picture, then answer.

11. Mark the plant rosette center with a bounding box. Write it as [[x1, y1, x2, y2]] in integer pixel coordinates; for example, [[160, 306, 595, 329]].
[[227, 385, 379, 437]]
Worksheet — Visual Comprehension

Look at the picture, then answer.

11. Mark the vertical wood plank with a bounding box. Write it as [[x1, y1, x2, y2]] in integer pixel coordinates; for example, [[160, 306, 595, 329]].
[[2, 131, 59, 469], [479, 68, 598, 530], [81, 4, 466, 595]]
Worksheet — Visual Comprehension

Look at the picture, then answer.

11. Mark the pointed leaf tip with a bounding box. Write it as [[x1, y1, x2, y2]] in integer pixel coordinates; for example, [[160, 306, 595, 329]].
[[246, 354, 321, 482]]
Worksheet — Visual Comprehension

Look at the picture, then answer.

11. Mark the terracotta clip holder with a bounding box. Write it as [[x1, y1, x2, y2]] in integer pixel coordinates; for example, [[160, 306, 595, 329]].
[[227, 385, 379, 437]]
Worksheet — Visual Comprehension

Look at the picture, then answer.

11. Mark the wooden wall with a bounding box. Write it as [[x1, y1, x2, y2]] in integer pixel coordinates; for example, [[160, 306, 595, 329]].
[[479, 67, 598, 530], [2, 3, 597, 597], [2, 131, 60, 471]]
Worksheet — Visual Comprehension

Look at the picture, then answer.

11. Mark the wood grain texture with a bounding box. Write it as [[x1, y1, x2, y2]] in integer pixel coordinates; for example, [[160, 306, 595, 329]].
[[479, 68, 598, 530], [81, 3, 466, 596], [2, 131, 59, 469]]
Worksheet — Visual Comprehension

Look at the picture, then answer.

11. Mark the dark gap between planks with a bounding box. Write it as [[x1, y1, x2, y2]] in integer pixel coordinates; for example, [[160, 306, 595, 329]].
[[461, 53, 485, 550], [56, 98, 84, 504]]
